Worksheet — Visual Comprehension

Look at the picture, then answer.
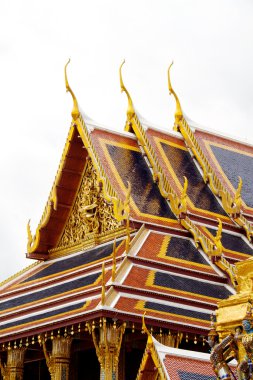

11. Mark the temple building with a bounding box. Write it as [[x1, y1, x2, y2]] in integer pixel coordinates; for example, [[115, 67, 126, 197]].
[[0, 60, 253, 379]]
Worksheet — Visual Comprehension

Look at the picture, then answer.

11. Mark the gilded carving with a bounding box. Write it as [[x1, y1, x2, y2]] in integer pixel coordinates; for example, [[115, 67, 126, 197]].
[[58, 159, 121, 248], [88, 319, 126, 380], [211, 256, 253, 379], [0, 348, 26, 380], [43, 336, 72, 380]]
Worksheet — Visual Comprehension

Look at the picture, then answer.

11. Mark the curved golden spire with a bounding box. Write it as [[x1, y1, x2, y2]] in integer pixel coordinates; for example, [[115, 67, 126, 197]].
[[27, 220, 33, 250], [168, 62, 183, 122], [119, 60, 135, 120], [142, 312, 153, 343], [65, 59, 80, 120]]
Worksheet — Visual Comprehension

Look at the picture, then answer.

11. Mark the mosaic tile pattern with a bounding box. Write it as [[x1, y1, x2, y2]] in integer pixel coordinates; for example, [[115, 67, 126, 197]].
[[178, 370, 216, 380], [154, 272, 231, 299], [22, 242, 118, 283], [165, 237, 209, 265], [210, 144, 253, 208], [161, 142, 227, 215], [0, 272, 100, 311], [208, 227, 253, 256], [107, 145, 176, 219], [0, 301, 86, 330], [144, 301, 211, 321]]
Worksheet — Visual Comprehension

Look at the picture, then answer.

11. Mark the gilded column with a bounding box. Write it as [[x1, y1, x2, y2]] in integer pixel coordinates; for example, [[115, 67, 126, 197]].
[[90, 319, 126, 380], [43, 336, 72, 380], [0, 347, 26, 380]]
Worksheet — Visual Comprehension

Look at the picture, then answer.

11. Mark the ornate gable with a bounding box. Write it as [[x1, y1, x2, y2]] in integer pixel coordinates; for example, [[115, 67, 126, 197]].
[[57, 158, 122, 251]]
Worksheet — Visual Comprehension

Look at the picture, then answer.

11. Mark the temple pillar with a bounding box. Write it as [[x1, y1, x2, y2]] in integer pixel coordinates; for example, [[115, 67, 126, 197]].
[[43, 336, 72, 380], [90, 319, 126, 380], [0, 347, 26, 380]]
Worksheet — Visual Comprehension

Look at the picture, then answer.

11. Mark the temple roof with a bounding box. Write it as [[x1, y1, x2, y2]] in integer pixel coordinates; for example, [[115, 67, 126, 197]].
[[1, 62, 253, 346], [0, 226, 235, 342], [136, 335, 237, 380]]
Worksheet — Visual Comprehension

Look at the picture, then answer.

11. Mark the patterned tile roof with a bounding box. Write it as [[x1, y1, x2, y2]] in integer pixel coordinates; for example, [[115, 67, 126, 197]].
[[4, 94, 253, 347], [194, 129, 253, 214], [91, 128, 181, 229], [145, 129, 231, 223], [0, 225, 236, 341], [137, 336, 237, 380], [135, 231, 218, 276]]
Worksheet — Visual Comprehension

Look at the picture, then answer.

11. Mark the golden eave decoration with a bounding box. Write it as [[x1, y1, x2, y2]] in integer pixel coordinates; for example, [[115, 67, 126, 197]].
[[27, 61, 131, 255], [168, 63, 252, 242], [120, 60, 188, 216], [136, 313, 167, 380]]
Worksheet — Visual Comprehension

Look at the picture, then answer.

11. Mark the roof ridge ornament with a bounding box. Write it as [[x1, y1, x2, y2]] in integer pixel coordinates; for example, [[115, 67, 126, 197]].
[[65, 59, 80, 120], [168, 62, 183, 123], [119, 60, 135, 121]]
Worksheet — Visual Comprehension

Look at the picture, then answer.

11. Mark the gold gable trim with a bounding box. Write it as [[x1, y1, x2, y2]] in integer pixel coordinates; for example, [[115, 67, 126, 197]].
[[27, 125, 77, 254], [27, 63, 130, 255], [120, 61, 187, 217], [57, 158, 121, 250], [168, 64, 253, 241]]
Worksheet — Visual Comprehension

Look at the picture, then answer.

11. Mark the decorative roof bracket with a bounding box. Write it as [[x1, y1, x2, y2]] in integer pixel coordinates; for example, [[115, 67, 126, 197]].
[[181, 216, 237, 287], [120, 61, 188, 216], [27, 61, 130, 255], [168, 64, 253, 241]]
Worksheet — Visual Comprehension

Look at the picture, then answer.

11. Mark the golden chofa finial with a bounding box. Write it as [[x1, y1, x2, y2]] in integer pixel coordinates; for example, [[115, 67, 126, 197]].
[[142, 312, 153, 344], [65, 59, 80, 120], [168, 62, 183, 125], [119, 60, 135, 122]]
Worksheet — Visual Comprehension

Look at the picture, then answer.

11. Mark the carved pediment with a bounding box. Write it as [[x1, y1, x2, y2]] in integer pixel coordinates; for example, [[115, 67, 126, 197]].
[[57, 158, 121, 249]]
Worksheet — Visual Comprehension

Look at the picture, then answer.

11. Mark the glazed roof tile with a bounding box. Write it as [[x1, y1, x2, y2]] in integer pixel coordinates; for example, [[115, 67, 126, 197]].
[[122, 266, 232, 304], [194, 129, 253, 213], [0, 224, 235, 340], [0, 298, 100, 339], [113, 295, 211, 330], [206, 227, 253, 260], [135, 231, 218, 276], [138, 336, 237, 380], [20, 240, 122, 285], [91, 128, 182, 229], [146, 129, 230, 223]]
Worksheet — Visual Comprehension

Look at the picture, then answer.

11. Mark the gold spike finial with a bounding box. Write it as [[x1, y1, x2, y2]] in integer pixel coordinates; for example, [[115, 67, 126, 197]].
[[65, 59, 80, 120], [101, 262, 106, 305], [119, 60, 135, 121], [168, 62, 183, 124], [27, 219, 33, 250], [142, 312, 152, 343], [112, 239, 117, 282]]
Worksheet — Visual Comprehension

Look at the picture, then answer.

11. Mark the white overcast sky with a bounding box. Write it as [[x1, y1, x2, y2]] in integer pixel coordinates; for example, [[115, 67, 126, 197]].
[[0, 0, 253, 281]]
